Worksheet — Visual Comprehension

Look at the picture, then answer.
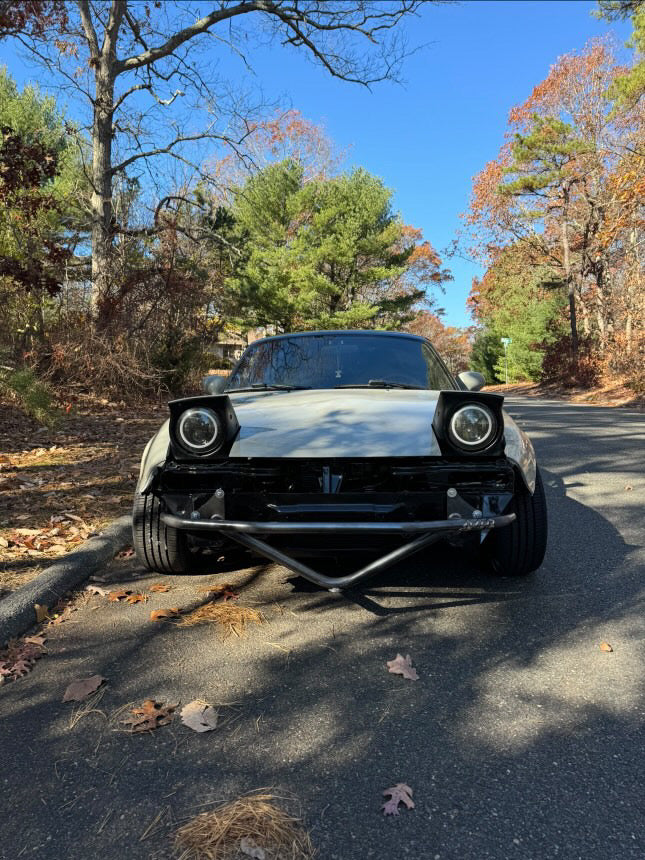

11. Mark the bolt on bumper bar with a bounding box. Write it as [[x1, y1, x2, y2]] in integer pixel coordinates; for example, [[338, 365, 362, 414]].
[[161, 512, 516, 591]]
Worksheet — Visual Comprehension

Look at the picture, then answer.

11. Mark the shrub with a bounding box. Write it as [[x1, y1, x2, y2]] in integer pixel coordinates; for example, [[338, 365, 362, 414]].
[[0, 367, 60, 427]]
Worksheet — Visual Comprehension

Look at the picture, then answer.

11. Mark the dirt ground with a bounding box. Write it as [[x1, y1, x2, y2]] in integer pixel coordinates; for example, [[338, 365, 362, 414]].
[[0, 395, 166, 595]]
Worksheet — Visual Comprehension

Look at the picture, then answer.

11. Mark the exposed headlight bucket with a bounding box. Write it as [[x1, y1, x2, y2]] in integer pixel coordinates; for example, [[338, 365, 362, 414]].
[[448, 403, 495, 449], [178, 408, 222, 452]]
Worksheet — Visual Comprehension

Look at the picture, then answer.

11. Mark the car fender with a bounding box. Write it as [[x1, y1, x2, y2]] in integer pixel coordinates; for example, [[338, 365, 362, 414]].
[[503, 410, 537, 493], [136, 420, 170, 493]]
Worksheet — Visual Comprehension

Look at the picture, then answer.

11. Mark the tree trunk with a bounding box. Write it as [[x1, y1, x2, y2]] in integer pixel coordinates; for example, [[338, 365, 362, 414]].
[[90, 66, 115, 325], [560, 203, 578, 358]]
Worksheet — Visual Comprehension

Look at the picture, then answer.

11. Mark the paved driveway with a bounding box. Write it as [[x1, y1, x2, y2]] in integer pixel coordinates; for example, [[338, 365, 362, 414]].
[[1, 398, 643, 860]]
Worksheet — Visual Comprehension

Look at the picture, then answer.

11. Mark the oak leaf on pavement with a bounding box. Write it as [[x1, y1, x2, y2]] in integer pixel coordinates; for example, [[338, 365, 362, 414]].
[[382, 783, 415, 816], [386, 654, 419, 681], [122, 699, 175, 732]]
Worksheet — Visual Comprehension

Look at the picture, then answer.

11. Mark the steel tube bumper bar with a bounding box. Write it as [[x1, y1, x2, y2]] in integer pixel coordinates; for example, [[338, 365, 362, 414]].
[[162, 514, 515, 536], [161, 512, 516, 591]]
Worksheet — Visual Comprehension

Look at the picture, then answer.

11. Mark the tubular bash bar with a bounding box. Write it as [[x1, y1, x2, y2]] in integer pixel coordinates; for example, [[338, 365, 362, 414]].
[[161, 513, 516, 591]]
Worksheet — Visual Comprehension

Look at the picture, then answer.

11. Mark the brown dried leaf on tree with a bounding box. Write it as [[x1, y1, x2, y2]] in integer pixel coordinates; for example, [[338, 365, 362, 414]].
[[180, 700, 219, 733], [382, 783, 415, 816], [149, 583, 171, 593], [386, 654, 419, 681], [122, 699, 175, 733], [150, 607, 180, 622], [62, 674, 106, 702]]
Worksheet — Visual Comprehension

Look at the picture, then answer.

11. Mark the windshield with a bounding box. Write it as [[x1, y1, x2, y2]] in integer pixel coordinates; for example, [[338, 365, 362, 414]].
[[226, 333, 455, 391]]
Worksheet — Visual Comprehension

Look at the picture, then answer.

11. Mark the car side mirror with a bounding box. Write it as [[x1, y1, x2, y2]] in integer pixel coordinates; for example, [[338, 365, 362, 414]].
[[201, 374, 228, 395], [457, 371, 486, 392]]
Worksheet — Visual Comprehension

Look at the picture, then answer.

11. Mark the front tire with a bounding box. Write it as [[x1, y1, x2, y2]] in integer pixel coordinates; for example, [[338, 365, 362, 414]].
[[485, 467, 548, 577], [132, 493, 190, 574]]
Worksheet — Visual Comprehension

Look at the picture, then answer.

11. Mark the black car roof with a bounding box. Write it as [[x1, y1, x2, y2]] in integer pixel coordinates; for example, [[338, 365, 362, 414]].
[[251, 330, 426, 346]]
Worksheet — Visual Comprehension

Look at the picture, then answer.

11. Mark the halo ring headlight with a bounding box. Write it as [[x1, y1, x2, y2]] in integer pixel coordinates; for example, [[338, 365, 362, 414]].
[[178, 407, 222, 452], [448, 403, 495, 450]]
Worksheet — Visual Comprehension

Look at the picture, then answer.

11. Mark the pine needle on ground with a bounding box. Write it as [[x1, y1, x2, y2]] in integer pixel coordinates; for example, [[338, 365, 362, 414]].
[[174, 793, 314, 860], [179, 602, 264, 638]]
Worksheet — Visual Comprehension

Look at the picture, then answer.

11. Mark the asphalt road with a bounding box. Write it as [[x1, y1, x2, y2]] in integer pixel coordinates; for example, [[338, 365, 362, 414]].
[[1, 398, 643, 860]]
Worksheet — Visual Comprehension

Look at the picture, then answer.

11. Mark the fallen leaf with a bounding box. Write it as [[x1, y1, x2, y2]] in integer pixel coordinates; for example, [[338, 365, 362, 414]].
[[0, 536, 8, 548], [382, 783, 415, 816], [180, 700, 219, 733], [197, 583, 239, 601], [150, 608, 180, 622], [115, 546, 135, 559], [240, 837, 266, 859], [599, 642, 614, 652], [85, 584, 109, 597], [125, 593, 147, 604], [108, 589, 132, 602], [122, 699, 175, 732], [34, 603, 49, 623], [62, 674, 106, 702], [624, 485, 633, 491], [386, 654, 419, 681], [149, 583, 171, 593], [0, 636, 46, 684]]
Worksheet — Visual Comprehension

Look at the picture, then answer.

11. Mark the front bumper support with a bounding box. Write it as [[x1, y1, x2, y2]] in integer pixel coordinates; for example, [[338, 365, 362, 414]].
[[161, 513, 516, 590]]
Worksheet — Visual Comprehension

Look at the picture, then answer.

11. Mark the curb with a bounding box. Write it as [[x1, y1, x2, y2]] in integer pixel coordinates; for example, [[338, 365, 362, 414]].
[[0, 514, 132, 646]]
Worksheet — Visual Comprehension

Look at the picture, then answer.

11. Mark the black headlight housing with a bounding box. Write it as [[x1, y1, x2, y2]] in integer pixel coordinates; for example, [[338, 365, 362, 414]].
[[432, 390, 505, 456], [168, 395, 239, 460]]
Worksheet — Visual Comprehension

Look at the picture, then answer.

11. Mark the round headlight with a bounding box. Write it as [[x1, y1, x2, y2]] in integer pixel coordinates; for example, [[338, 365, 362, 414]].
[[178, 408, 222, 452], [448, 403, 495, 449]]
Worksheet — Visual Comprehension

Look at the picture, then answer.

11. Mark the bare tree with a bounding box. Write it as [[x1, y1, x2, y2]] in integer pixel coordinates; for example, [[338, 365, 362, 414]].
[[1, 0, 425, 323]]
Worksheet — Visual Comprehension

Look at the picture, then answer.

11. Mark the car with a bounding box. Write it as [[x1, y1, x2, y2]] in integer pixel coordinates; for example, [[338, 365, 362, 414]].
[[132, 330, 547, 589]]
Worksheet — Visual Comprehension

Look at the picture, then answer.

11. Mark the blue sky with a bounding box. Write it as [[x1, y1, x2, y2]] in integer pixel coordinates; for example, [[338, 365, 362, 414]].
[[2, 1, 630, 326]]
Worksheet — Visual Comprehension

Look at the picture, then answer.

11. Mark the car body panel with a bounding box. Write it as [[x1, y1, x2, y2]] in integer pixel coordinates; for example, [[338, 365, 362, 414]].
[[136, 389, 537, 493]]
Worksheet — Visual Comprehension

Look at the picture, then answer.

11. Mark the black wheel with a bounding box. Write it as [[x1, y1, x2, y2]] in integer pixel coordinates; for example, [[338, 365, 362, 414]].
[[485, 467, 548, 576], [132, 493, 190, 574]]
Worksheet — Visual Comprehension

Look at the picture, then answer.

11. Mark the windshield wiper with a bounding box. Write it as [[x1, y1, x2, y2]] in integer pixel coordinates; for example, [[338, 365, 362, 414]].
[[230, 383, 312, 393], [335, 380, 424, 390]]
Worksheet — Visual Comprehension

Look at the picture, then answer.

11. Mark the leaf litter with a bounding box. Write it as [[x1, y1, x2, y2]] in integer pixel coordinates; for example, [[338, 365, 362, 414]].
[[180, 602, 264, 638], [174, 793, 314, 860], [0, 635, 46, 684]]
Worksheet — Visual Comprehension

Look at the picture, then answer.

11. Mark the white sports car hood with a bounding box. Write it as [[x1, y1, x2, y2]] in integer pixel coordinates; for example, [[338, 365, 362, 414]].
[[228, 388, 442, 457]]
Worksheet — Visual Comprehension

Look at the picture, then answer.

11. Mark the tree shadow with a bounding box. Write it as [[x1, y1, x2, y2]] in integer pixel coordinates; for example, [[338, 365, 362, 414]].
[[0, 412, 642, 859]]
